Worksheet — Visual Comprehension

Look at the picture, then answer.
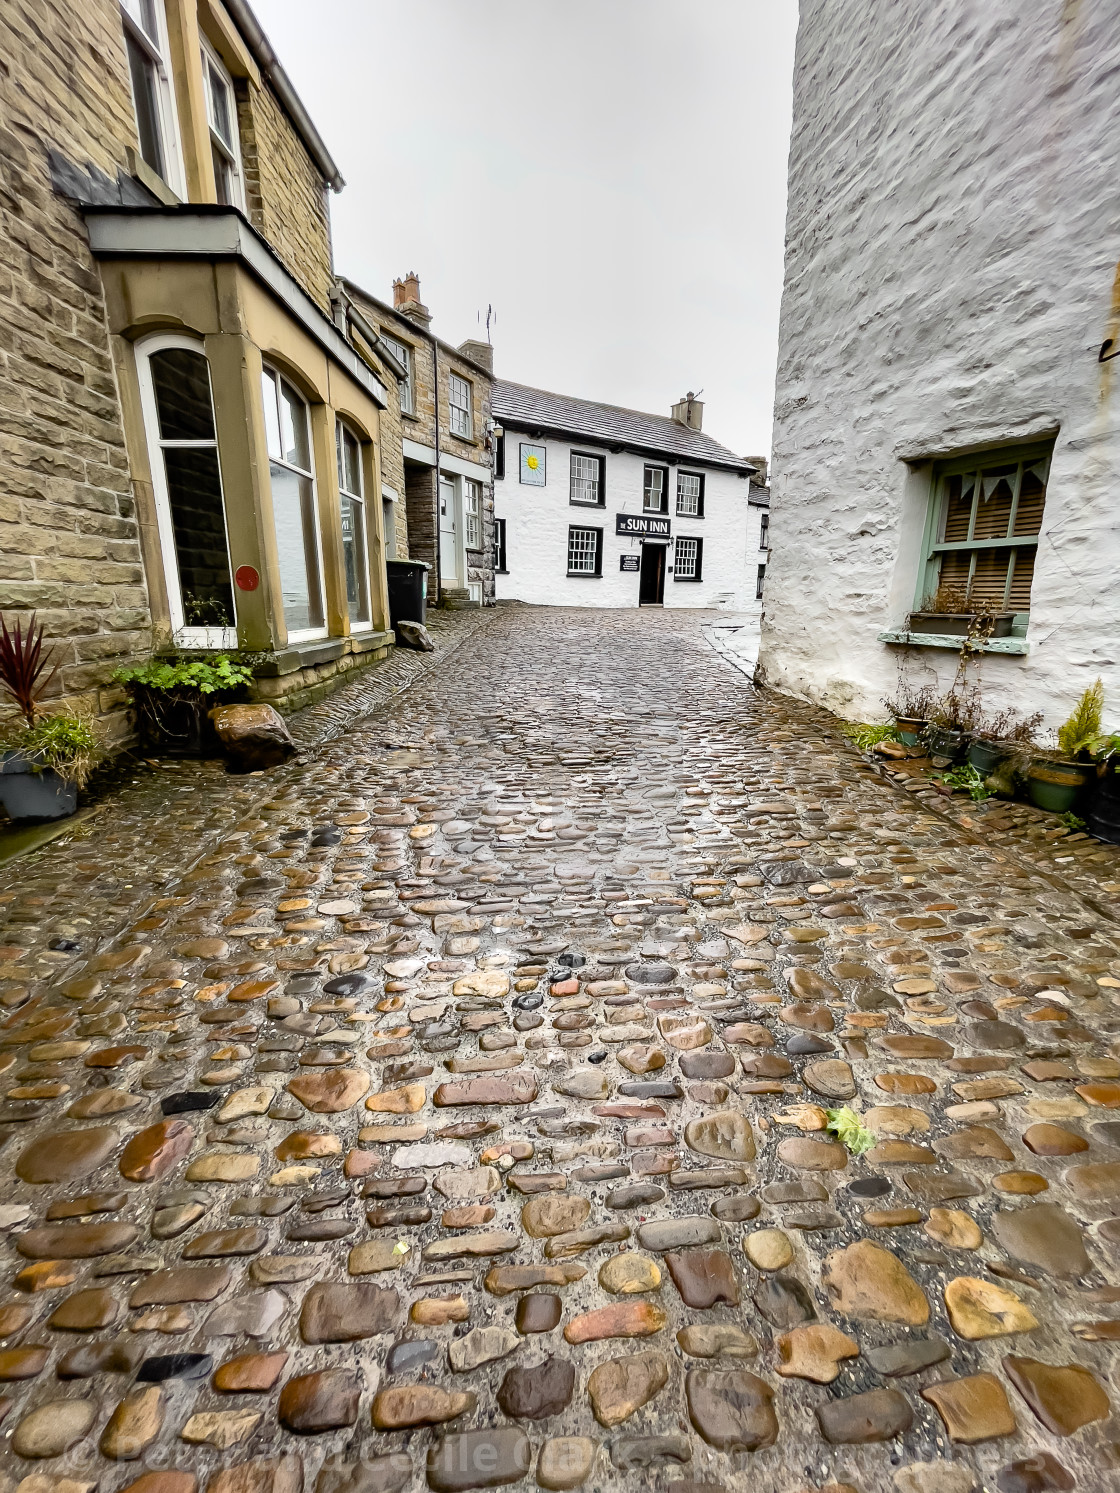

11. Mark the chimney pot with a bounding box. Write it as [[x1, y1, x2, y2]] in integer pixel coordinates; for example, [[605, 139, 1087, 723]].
[[392, 272, 422, 308]]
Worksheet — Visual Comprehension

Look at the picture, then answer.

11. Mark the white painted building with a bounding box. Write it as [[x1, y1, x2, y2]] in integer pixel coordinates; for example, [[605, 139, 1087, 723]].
[[760, 0, 1120, 731], [492, 381, 767, 609]]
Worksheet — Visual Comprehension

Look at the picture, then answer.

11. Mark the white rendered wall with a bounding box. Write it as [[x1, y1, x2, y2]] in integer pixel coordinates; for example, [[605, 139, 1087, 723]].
[[759, 0, 1120, 734], [494, 435, 765, 611]]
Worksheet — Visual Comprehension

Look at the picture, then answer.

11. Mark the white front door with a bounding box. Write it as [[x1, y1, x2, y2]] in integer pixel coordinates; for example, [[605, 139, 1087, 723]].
[[439, 477, 460, 587]]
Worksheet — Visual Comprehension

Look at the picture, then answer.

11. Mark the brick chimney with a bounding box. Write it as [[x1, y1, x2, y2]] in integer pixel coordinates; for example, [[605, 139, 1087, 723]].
[[392, 272, 431, 327], [671, 391, 704, 431]]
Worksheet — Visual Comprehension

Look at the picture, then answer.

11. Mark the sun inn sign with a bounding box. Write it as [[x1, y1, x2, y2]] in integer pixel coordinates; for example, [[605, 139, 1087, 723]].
[[615, 512, 671, 538]]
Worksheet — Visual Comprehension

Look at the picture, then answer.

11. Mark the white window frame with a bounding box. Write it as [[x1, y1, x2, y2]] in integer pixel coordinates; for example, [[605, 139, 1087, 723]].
[[134, 332, 236, 649], [380, 333, 414, 415], [570, 451, 603, 507], [261, 365, 328, 643], [676, 471, 703, 517], [120, 0, 185, 195], [674, 534, 702, 581], [201, 38, 244, 210], [336, 419, 371, 627], [464, 479, 483, 550], [643, 465, 668, 514], [448, 373, 472, 439], [567, 525, 602, 576]]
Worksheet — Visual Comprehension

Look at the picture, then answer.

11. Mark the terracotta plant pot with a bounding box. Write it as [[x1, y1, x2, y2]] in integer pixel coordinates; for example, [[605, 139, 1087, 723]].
[[1027, 758, 1089, 814], [0, 752, 78, 823], [894, 716, 928, 747]]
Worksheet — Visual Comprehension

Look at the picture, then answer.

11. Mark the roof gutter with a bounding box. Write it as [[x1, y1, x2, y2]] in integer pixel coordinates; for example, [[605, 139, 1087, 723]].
[[222, 0, 345, 192]]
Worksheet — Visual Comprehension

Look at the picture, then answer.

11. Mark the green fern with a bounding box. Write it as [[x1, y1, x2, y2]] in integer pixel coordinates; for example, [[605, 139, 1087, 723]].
[[1057, 679, 1104, 758], [841, 722, 901, 751]]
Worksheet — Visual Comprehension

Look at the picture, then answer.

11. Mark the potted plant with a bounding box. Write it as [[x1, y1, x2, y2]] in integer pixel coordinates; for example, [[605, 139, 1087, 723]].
[[0, 614, 100, 823], [907, 582, 1016, 639], [883, 681, 939, 747], [924, 687, 979, 764], [1086, 732, 1120, 845], [1026, 680, 1102, 813], [115, 654, 255, 756], [966, 705, 1042, 775]]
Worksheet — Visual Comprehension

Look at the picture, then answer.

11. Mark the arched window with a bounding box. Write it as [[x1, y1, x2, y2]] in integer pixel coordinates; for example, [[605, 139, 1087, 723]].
[[136, 335, 235, 646], [336, 420, 370, 626], [262, 365, 326, 640]]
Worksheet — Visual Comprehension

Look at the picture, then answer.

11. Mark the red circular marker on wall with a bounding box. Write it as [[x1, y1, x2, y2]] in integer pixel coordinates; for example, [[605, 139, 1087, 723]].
[[234, 565, 260, 592]]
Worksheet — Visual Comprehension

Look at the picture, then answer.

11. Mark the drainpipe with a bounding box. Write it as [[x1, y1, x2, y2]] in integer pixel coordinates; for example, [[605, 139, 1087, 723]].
[[432, 340, 441, 606]]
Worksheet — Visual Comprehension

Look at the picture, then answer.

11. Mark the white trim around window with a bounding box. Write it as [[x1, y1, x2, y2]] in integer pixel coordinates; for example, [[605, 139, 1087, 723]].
[[120, 0, 185, 195], [448, 372, 472, 439], [134, 333, 236, 648], [380, 333, 414, 415], [336, 419, 371, 627], [201, 38, 245, 209], [261, 365, 328, 642]]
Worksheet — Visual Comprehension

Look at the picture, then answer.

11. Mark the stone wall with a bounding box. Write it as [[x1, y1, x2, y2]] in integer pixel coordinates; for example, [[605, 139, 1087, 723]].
[[237, 81, 334, 315], [761, 0, 1120, 734], [0, 0, 153, 737]]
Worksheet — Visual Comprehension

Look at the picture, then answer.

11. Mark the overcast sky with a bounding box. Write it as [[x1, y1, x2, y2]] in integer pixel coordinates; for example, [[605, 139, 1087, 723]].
[[254, 0, 798, 459]]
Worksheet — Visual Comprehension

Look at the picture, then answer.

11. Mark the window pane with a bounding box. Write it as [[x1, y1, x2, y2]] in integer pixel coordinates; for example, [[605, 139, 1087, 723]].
[[212, 144, 234, 205], [150, 348, 215, 440], [675, 536, 699, 578], [261, 369, 282, 460], [570, 454, 599, 504], [677, 473, 701, 515], [465, 481, 482, 549], [278, 379, 311, 470], [340, 494, 368, 623], [568, 527, 598, 573], [206, 59, 234, 148], [122, 0, 160, 43], [126, 32, 165, 177], [973, 470, 1015, 539], [337, 427, 361, 497], [644, 468, 665, 511], [1013, 465, 1046, 536], [270, 462, 324, 631], [942, 473, 975, 541], [162, 447, 233, 625]]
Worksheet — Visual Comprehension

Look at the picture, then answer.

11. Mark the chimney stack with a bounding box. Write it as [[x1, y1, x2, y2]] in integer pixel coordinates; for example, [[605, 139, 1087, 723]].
[[458, 339, 493, 373], [392, 272, 431, 327], [671, 391, 704, 431]]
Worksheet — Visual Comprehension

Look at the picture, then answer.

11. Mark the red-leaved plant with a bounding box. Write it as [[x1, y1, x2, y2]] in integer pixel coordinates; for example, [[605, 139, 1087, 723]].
[[0, 613, 59, 729]]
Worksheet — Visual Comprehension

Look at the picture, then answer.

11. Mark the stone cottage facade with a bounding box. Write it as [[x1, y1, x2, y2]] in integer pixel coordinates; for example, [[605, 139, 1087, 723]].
[[492, 382, 765, 610], [1, 0, 397, 736], [343, 274, 496, 607], [760, 0, 1120, 733]]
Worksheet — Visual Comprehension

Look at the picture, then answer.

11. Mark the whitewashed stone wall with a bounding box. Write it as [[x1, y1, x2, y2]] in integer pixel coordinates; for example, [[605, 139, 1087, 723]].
[[494, 436, 765, 610], [760, 0, 1120, 733]]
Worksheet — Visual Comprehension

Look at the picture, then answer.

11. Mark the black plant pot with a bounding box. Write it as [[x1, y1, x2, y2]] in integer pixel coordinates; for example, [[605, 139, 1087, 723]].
[[130, 685, 240, 756], [925, 727, 968, 763], [1088, 763, 1120, 845]]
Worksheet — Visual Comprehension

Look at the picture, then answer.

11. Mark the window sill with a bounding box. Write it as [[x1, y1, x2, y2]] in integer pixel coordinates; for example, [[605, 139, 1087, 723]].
[[569, 500, 606, 509], [566, 572, 602, 579], [495, 568, 509, 575], [878, 628, 1030, 655], [673, 577, 703, 583], [675, 513, 704, 520]]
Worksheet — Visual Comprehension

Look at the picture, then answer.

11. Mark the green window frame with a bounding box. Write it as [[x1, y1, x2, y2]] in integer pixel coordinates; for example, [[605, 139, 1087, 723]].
[[916, 440, 1053, 622]]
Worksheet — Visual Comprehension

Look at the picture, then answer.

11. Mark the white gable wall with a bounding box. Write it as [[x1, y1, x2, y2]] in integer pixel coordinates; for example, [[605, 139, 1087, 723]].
[[494, 434, 764, 610]]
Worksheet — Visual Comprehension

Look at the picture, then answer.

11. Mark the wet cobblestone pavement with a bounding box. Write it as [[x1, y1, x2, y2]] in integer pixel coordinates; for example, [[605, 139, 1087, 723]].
[[0, 605, 1118, 1493]]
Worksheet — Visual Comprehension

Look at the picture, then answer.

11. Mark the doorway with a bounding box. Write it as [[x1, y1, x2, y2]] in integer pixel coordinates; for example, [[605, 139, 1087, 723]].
[[639, 542, 666, 605], [439, 477, 460, 588]]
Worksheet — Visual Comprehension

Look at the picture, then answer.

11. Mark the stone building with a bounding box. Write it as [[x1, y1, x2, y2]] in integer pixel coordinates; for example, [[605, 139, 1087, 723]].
[[342, 274, 496, 607], [760, 1, 1120, 731], [1, 0, 399, 735], [492, 382, 765, 609]]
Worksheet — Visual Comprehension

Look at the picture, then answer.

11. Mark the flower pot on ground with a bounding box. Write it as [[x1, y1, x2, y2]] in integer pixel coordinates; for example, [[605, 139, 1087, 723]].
[[0, 751, 77, 822], [1087, 761, 1120, 845], [0, 613, 99, 823], [1027, 758, 1090, 814], [893, 715, 928, 747], [967, 738, 1008, 775], [115, 656, 255, 757], [925, 726, 968, 764]]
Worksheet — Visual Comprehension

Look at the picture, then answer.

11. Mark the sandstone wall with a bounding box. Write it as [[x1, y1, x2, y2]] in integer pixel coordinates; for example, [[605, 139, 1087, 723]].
[[761, 0, 1120, 734]]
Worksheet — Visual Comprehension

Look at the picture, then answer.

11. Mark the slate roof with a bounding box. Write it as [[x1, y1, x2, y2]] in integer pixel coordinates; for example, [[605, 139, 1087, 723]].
[[493, 379, 757, 474]]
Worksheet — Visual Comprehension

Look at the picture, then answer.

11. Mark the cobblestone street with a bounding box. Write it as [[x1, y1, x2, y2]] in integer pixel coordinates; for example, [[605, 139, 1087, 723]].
[[0, 604, 1117, 1493]]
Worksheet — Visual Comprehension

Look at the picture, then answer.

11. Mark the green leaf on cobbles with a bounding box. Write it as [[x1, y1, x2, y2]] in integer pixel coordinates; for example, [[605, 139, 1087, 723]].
[[825, 1106, 876, 1155]]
